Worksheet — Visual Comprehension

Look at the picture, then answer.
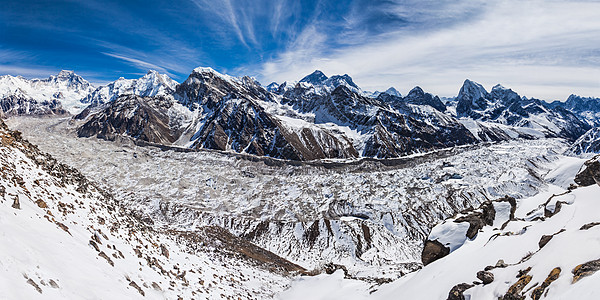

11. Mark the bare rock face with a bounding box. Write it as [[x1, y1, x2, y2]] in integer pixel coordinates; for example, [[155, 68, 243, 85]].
[[574, 155, 600, 187], [477, 270, 494, 284], [1, 95, 68, 116], [447, 283, 474, 300], [76, 95, 178, 145], [421, 239, 450, 266], [502, 272, 532, 300], [188, 95, 358, 160], [572, 259, 600, 283], [531, 267, 561, 300], [456, 79, 590, 141], [176, 68, 359, 160], [421, 196, 517, 265], [455, 201, 496, 239]]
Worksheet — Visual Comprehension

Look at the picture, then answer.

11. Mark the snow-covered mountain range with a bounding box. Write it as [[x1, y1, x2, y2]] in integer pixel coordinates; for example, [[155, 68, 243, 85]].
[[2, 68, 600, 159], [3, 68, 597, 160], [2, 65, 600, 298], [0, 70, 177, 116], [0, 70, 93, 115]]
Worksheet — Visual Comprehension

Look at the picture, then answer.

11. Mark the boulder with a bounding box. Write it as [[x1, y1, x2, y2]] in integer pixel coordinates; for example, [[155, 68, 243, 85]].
[[447, 283, 474, 300], [572, 258, 600, 283], [421, 239, 450, 266], [574, 155, 600, 187], [477, 270, 494, 284]]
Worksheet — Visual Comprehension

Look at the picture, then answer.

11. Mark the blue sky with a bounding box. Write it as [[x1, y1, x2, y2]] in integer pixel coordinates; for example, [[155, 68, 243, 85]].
[[1, 0, 600, 100]]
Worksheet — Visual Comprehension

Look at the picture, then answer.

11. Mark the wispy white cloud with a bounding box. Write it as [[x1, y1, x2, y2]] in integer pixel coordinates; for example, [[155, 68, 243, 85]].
[[102, 52, 171, 75], [190, 0, 252, 48], [259, 0, 600, 100]]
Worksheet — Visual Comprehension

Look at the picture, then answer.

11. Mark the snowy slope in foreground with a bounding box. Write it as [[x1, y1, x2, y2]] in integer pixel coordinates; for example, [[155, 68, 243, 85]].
[[279, 157, 600, 299], [0, 120, 295, 299]]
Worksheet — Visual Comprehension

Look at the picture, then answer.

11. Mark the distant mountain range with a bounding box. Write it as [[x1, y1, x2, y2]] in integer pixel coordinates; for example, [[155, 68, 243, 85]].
[[2, 68, 600, 159]]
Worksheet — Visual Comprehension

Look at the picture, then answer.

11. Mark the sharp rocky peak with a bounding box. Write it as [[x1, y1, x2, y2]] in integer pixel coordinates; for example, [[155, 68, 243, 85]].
[[459, 79, 489, 99], [384, 87, 401, 97], [57, 70, 76, 78], [299, 70, 328, 85], [327, 74, 359, 90], [407, 86, 425, 97]]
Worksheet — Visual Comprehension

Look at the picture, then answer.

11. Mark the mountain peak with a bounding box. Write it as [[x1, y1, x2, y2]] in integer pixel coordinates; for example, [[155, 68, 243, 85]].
[[408, 86, 425, 96], [57, 70, 75, 77], [458, 79, 489, 99], [146, 69, 160, 75], [492, 84, 509, 92], [299, 70, 328, 85], [193, 66, 219, 75], [190, 66, 238, 85], [327, 74, 359, 90], [266, 82, 279, 92], [384, 87, 401, 97]]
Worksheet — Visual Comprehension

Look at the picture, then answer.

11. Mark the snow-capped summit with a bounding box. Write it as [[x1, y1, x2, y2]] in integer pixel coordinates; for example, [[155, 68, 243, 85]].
[[325, 74, 359, 91], [384, 87, 401, 97], [299, 70, 328, 85], [296, 70, 361, 93], [547, 95, 600, 126], [266, 82, 280, 92], [403, 86, 446, 112], [454, 79, 590, 141], [80, 70, 177, 107], [0, 70, 94, 115], [456, 79, 490, 117], [367, 87, 402, 98]]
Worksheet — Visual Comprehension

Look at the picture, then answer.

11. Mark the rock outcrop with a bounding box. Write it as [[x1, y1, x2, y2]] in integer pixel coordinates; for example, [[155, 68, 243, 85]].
[[574, 155, 600, 187]]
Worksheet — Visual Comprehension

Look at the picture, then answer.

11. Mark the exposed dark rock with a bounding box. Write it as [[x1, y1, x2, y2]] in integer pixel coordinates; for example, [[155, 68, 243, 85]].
[[129, 280, 145, 296], [1, 95, 68, 117], [26, 278, 43, 294], [11, 196, 20, 209], [98, 251, 115, 267], [516, 267, 532, 278], [502, 273, 532, 300], [304, 220, 321, 247], [323, 263, 350, 278], [580, 222, 600, 230], [447, 283, 474, 300], [48, 279, 59, 289], [496, 259, 509, 268], [89, 240, 100, 252], [77, 95, 178, 145], [574, 155, 600, 187], [572, 258, 600, 283], [160, 244, 169, 259], [455, 201, 496, 239], [538, 229, 565, 249], [299, 70, 328, 85], [538, 235, 553, 249], [531, 267, 561, 300], [544, 201, 564, 218], [477, 270, 494, 284], [421, 239, 450, 266]]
